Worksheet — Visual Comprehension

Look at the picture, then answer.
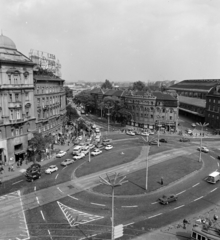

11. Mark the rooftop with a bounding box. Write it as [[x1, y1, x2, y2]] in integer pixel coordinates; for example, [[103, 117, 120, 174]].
[[179, 96, 206, 108]]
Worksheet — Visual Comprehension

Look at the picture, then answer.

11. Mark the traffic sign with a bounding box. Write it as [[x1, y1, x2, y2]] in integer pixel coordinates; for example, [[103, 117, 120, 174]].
[[114, 224, 123, 239]]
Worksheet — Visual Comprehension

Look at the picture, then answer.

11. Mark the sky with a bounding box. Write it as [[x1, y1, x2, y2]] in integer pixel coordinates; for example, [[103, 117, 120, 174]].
[[1, 0, 220, 83]]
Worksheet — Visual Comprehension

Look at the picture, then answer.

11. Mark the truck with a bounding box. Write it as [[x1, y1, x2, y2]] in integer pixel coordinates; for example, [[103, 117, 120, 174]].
[[206, 171, 220, 184], [25, 163, 41, 182]]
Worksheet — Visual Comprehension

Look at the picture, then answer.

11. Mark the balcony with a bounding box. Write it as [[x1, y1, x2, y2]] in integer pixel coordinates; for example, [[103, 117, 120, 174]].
[[9, 118, 25, 124], [8, 102, 22, 109]]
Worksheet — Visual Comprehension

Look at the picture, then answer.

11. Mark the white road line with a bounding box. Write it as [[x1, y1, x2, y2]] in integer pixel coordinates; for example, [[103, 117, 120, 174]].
[[40, 210, 46, 221], [151, 202, 158, 205], [124, 222, 135, 227], [36, 197, 39, 204], [48, 229, 53, 239], [122, 205, 138, 208], [34, 186, 36, 191], [55, 174, 59, 179], [176, 190, 186, 196], [57, 187, 63, 193], [192, 183, 200, 188], [62, 166, 67, 170], [68, 195, 79, 200], [210, 188, 218, 193], [173, 205, 185, 210], [193, 196, 203, 202], [148, 213, 162, 219], [12, 180, 23, 185], [91, 202, 106, 206], [211, 156, 215, 160]]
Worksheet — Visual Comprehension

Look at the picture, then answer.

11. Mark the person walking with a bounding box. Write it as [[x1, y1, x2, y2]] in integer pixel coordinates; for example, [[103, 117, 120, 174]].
[[160, 177, 164, 185]]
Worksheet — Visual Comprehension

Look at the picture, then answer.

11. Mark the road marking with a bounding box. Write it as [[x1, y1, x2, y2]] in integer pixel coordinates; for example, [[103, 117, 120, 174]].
[[91, 202, 106, 207], [40, 210, 46, 221], [57, 187, 63, 193], [122, 205, 138, 208], [192, 183, 200, 188], [151, 202, 158, 205], [173, 205, 185, 210], [193, 196, 203, 202], [48, 229, 52, 239], [124, 222, 135, 227], [34, 186, 36, 191], [55, 174, 59, 179], [36, 197, 40, 204], [12, 180, 23, 185], [210, 188, 217, 193], [148, 213, 162, 219], [176, 190, 186, 196], [68, 195, 79, 200], [62, 166, 67, 170]]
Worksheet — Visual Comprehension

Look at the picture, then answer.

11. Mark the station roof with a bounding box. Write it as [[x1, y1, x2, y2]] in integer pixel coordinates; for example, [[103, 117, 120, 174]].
[[169, 79, 220, 92], [179, 96, 206, 108]]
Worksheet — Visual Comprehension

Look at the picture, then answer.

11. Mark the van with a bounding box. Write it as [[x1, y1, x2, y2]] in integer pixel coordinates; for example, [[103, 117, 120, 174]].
[[73, 145, 82, 155], [206, 171, 220, 184]]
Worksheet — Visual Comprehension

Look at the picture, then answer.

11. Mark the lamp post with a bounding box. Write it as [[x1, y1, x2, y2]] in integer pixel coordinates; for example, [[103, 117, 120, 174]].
[[99, 173, 127, 240], [105, 104, 114, 133], [196, 122, 209, 162], [145, 146, 150, 190]]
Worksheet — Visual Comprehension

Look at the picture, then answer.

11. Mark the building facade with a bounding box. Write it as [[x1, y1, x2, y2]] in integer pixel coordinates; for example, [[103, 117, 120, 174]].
[[0, 34, 36, 165], [124, 91, 178, 131], [34, 70, 66, 137], [206, 84, 220, 130]]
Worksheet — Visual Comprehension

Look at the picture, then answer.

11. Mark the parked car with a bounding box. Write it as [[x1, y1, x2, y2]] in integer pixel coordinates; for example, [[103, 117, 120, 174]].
[[25, 163, 41, 182], [89, 144, 95, 149], [179, 138, 190, 142], [61, 159, 75, 166], [141, 132, 149, 136], [103, 139, 112, 146], [56, 151, 67, 158], [191, 123, 196, 127], [105, 144, 113, 150], [45, 165, 58, 174], [149, 141, 159, 146], [126, 131, 135, 136], [159, 139, 167, 143], [96, 143, 104, 149], [81, 149, 90, 155], [197, 146, 209, 153], [73, 152, 85, 160], [91, 149, 102, 156], [158, 194, 178, 205]]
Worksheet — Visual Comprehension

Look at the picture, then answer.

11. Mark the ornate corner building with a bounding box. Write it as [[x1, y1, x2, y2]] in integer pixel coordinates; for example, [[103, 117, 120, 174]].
[[0, 34, 66, 165]]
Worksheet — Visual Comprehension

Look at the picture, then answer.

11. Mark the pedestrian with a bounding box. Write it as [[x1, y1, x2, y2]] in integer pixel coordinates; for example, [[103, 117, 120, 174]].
[[17, 161, 20, 168], [183, 219, 187, 229], [160, 177, 164, 185], [8, 165, 11, 172]]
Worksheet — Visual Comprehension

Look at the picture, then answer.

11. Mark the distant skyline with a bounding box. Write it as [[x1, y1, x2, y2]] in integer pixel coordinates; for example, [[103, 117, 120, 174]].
[[1, 0, 220, 82]]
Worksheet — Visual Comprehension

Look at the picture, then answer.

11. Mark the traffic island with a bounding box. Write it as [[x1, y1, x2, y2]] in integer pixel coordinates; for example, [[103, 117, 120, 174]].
[[92, 153, 202, 195]]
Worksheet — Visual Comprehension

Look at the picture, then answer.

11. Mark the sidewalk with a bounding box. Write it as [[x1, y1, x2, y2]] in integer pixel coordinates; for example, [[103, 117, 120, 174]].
[[0, 143, 74, 182]]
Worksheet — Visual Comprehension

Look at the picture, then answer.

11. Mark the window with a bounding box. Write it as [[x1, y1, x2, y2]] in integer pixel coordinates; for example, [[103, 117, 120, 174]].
[[20, 127, 23, 135], [26, 110, 29, 117], [37, 87, 39, 94], [170, 108, 173, 113], [37, 98, 40, 106], [14, 76, 18, 84], [15, 93, 19, 102], [16, 110, 20, 119], [0, 130, 2, 139], [25, 92, 29, 101], [8, 75, 11, 84], [151, 115, 153, 118], [9, 94, 12, 102], [11, 129, 14, 137], [15, 128, 19, 136], [10, 110, 13, 120], [38, 111, 41, 119], [170, 116, 172, 120], [213, 99, 215, 103], [42, 87, 44, 93]]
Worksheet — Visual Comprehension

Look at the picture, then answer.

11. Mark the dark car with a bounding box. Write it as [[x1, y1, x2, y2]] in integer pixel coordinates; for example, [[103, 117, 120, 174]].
[[159, 139, 167, 143], [25, 163, 41, 182], [149, 141, 160, 146], [158, 194, 178, 205], [96, 143, 104, 149], [179, 138, 190, 142], [217, 156, 220, 160]]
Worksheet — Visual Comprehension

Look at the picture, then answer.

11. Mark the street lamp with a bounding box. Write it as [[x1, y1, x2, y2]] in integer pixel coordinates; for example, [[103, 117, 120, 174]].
[[105, 104, 114, 133], [196, 122, 209, 162], [145, 146, 150, 190], [99, 173, 127, 240]]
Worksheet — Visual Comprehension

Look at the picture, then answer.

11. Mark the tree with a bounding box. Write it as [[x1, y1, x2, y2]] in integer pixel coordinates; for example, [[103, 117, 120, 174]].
[[132, 81, 146, 91], [66, 105, 80, 122], [101, 79, 113, 89], [28, 132, 53, 162], [64, 86, 73, 98], [75, 93, 95, 112]]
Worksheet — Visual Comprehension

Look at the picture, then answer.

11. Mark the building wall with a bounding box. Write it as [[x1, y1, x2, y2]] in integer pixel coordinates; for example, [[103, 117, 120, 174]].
[[34, 75, 66, 137], [0, 63, 36, 164]]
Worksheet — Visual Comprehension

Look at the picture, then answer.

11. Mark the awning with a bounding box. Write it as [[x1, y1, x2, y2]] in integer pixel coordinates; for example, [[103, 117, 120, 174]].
[[14, 150, 25, 155], [179, 107, 205, 117]]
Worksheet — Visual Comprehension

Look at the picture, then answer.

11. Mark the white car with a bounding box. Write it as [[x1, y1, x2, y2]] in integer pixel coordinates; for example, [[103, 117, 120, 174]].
[[77, 136, 83, 141], [141, 132, 149, 136], [73, 152, 85, 160], [105, 144, 113, 150], [61, 159, 75, 166], [45, 165, 58, 174], [197, 146, 209, 153], [127, 131, 135, 136], [191, 123, 196, 127], [91, 149, 102, 156], [56, 151, 67, 158], [89, 144, 95, 149]]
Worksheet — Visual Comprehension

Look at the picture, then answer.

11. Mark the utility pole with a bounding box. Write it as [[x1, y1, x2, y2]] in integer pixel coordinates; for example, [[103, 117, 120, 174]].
[[99, 173, 127, 240], [196, 122, 209, 162], [145, 146, 150, 190], [157, 116, 162, 147]]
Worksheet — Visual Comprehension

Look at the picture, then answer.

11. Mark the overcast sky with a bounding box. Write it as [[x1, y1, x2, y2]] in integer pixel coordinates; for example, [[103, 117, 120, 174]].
[[1, 0, 220, 83]]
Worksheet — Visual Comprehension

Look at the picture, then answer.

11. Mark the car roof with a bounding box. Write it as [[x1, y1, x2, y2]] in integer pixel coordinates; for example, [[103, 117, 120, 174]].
[[50, 165, 56, 167]]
